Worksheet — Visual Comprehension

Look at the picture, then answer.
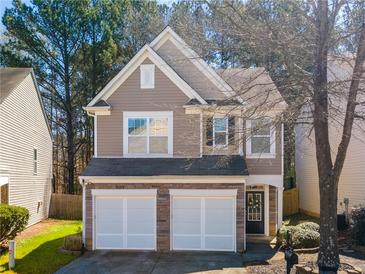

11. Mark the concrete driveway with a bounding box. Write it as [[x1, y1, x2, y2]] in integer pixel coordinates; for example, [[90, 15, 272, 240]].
[[55, 244, 276, 274]]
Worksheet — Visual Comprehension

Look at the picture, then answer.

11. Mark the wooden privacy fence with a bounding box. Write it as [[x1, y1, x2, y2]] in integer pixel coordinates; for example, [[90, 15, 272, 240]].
[[283, 187, 299, 216], [49, 193, 82, 220]]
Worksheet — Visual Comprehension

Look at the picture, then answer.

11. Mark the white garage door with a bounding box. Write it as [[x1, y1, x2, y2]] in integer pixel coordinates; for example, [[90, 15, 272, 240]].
[[94, 192, 156, 250], [172, 192, 236, 251]]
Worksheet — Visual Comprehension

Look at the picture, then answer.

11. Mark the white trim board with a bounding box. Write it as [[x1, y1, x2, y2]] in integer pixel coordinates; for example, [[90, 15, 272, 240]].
[[87, 45, 206, 107], [91, 189, 157, 196], [150, 27, 234, 97], [169, 189, 237, 197], [246, 175, 283, 188], [80, 176, 247, 184]]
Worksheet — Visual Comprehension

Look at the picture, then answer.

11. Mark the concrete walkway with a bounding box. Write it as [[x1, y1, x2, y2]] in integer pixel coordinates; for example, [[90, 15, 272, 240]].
[[55, 244, 276, 274]]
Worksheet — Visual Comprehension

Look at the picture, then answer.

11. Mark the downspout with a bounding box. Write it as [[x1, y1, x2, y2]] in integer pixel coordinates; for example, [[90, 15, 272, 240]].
[[243, 182, 246, 252], [79, 178, 86, 246]]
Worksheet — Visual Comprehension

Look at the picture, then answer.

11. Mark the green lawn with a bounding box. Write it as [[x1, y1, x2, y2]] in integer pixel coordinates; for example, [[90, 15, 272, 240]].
[[283, 213, 320, 226], [0, 219, 82, 274]]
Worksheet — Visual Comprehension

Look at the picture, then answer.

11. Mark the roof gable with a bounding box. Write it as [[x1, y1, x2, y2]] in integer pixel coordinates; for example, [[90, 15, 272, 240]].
[[150, 27, 235, 98], [87, 45, 207, 107], [0, 68, 52, 138]]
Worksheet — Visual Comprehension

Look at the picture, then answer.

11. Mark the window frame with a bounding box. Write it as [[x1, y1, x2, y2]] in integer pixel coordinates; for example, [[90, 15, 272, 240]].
[[140, 64, 155, 89], [213, 116, 229, 148], [33, 147, 38, 175], [245, 119, 276, 159], [123, 111, 173, 157]]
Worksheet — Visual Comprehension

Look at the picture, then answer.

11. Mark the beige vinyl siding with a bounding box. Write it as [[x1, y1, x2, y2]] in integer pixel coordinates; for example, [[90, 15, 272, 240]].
[[0, 74, 52, 225], [97, 58, 201, 157], [155, 40, 225, 100], [296, 122, 365, 214]]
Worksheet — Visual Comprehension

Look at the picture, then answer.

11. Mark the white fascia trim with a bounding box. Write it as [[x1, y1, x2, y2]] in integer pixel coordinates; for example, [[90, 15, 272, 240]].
[[80, 176, 246, 184], [264, 185, 270, 236], [150, 27, 234, 95], [83, 106, 111, 116], [0, 175, 9, 187], [246, 175, 283, 188], [87, 45, 206, 107], [169, 189, 237, 197], [91, 189, 157, 196]]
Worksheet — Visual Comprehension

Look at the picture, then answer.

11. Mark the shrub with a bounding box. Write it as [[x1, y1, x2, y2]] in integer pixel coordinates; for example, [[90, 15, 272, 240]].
[[292, 229, 320, 248], [297, 222, 320, 233], [276, 225, 301, 247], [351, 205, 365, 246], [0, 204, 29, 243]]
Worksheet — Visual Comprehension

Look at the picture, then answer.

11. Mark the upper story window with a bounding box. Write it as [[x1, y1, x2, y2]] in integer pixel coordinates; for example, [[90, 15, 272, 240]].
[[123, 112, 173, 157], [140, 64, 155, 89], [246, 118, 276, 158], [213, 117, 228, 147], [33, 148, 38, 175]]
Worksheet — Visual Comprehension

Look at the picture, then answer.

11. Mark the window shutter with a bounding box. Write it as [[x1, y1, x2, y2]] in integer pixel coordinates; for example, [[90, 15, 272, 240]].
[[228, 116, 235, 145], [206, 117, 213, 146]]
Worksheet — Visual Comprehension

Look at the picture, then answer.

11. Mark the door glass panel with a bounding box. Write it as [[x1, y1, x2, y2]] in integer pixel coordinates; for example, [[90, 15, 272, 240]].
[[247, 193, 262, 221]]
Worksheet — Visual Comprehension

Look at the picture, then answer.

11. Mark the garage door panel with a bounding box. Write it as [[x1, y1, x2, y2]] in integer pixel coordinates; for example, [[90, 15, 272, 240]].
[[205, 236, 234, 250], [127, 235, 155, 249], [96, 198, 124, 234], [173, 235, 201, 249], [205, 223, 233, 235], [205, 198, 233, 209], [174, 221, 201, 234], [127, 221, 154, 234], [95, 195, 156, 250], [173, 198, 201, 209], [172, 196, 235, 251], [96, 235, 123, 249]]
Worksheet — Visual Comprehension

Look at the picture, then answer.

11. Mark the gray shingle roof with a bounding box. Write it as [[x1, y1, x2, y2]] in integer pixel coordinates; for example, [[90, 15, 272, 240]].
[[81, 155, 248, 176]]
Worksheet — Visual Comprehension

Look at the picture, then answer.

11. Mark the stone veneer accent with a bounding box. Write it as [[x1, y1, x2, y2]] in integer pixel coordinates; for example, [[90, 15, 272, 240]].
[[85, 183, 245, 252]]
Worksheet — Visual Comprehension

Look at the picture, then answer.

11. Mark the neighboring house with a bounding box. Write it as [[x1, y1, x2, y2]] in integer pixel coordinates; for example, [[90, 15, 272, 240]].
[[0, 68, 53, 226], [80, 27, 287, 252], [296, 57, 365, 217]]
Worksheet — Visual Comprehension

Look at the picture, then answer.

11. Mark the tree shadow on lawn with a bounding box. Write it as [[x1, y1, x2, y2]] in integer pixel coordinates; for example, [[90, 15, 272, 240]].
[[0, 235, 80, 274]]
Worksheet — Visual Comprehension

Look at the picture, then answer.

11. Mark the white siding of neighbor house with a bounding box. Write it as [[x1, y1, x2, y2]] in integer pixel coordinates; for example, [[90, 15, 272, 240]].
[[295, 122, 365, 215], [0, 73, 52, 226]]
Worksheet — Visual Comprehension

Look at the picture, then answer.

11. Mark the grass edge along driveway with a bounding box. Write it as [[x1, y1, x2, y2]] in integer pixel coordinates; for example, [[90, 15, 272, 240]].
[[0, 219, 82, 274]]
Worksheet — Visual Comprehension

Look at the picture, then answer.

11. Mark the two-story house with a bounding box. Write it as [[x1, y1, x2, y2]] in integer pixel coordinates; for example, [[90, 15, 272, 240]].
[[0, 68, 53, 226], [80, 27, 287, 252]]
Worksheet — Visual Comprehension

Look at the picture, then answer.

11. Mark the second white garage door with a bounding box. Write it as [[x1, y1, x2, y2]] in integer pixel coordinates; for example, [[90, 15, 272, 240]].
[[171, 190, 236, 251], [93, 189, 156, 250]]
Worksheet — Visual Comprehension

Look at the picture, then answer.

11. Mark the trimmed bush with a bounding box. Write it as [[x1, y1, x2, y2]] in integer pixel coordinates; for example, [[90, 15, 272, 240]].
[[351, 205, 365, 246], [292, 229, 320, 248], [276, 225, 301, 247], [0, 204, 29, 243], [297, 222, 320, 233]]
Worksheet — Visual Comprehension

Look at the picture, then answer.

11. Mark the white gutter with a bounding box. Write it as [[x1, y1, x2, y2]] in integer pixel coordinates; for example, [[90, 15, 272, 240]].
[[79, 178, 86, 246]]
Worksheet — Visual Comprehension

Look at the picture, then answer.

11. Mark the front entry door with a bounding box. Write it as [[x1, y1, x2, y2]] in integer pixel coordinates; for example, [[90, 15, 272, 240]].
[[246, 191, 264, 234]]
